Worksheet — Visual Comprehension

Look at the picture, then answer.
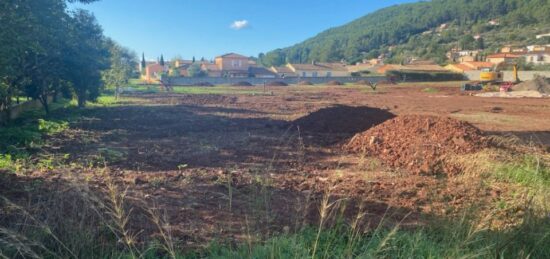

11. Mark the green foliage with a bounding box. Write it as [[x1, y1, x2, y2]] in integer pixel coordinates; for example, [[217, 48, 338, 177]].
[[38, 119, 69, 135], [261, 0, 550, 66], [496, 155, 550, 189], [204, 217, 550, 258], [102, 39, 138, 91], [187, 64, 206, 78]]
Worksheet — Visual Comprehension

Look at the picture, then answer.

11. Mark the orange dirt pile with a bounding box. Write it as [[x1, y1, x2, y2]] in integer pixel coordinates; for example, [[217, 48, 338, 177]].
[[345, 115, 488, 175], [326, 80, 343, 86]]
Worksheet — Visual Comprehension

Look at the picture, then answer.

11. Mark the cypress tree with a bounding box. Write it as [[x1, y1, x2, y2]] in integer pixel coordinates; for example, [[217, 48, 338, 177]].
[[160, 54, 165, 66]]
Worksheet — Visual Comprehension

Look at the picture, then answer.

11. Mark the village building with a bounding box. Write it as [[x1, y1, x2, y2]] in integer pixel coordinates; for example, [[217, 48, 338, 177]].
[[248, 66, 277, 78], [201, 63, 222, 77], [286, 62, 349, 77], [144, 63, 169, 83], [377, 63, 447, 74], [214, 53, 250, 78], [486, 53, 520, 64], [522, 50, 550, 65], [270, 66, 297, 78]]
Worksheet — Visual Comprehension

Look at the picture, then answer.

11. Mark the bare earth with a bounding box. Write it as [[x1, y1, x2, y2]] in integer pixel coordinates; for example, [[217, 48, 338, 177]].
[[6, 83, 550, 248]]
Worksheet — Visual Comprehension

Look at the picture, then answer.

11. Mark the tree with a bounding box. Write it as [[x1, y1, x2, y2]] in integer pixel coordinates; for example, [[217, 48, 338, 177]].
[[187, 64, 205, 77], [64, 10, 110, 107], [102, 39, 138, 99], [192, 56, 196, 63], [141, 53, 146, 74], [159, 54, 165, 66]]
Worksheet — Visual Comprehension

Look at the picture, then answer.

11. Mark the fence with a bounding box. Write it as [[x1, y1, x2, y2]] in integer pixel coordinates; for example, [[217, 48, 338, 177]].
[[164, 76, 387, 86]]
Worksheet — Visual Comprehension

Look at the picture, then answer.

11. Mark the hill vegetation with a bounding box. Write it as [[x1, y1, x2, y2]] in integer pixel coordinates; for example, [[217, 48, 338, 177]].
[[259, 0, 550, 66]]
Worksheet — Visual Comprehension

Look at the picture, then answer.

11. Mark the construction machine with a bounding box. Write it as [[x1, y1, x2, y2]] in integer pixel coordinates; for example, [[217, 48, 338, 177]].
[[479, 62, 519, 84], [463, 62, 520, 92]]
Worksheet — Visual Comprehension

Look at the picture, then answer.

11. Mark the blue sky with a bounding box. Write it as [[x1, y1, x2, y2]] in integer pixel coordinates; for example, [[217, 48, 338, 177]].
[[72, 0, 418, 61]]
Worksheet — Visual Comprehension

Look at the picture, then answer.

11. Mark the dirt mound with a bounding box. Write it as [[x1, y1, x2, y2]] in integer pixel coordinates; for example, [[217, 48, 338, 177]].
[[326, 80, 343, 86], [297, 81, 314, 86], [345, 115, 488, 175], [293, 105, 395, 134], [232, 81, 253, 86], [195, 82, 213, 87], [266, 81, 288, 86], [355, 80, 370, 85], [512, 76, 550, 93]]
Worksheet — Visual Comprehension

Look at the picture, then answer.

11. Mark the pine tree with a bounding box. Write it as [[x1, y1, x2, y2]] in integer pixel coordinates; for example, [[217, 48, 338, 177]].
[[141, 53, 146, 72], [159, 54, 165, 66], [192, 56, 196, 63]]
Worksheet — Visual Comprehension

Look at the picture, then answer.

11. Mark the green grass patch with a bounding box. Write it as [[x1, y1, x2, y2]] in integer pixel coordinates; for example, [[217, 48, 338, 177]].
[[496, 155, 550, 189], [422, 87, 439, 93], [203, 216, 550, 259]]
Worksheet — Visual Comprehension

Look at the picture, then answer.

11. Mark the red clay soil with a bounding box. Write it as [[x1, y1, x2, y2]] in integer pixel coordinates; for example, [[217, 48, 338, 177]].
[[297, 80, 314, 85], [326, 80, 343, 86], [345, 115, 488, 175], [293, 105, 395, 134]]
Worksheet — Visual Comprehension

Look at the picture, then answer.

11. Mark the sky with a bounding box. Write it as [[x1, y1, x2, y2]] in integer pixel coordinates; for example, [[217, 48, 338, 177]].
[[71, 0, 418, 61]]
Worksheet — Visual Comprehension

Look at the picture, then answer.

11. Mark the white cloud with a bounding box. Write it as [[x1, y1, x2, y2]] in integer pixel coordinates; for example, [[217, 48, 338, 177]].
[[230, 20, 249, 30]]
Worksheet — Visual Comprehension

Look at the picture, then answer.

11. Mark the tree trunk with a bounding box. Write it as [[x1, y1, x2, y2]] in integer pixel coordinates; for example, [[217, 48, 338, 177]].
[[40, 95, 49, 115], [77, 94, 86, 108]]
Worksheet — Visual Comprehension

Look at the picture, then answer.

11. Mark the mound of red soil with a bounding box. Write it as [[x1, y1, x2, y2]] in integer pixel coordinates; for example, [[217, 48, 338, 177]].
[[298, 81, 314, 86], [266, 81, 288, 86], [293, 105, 395, 134], [326, 80, 343, 86], [232, 81, 253, 86], [355, 80, 369, 85], [345, 115, 488, 175]]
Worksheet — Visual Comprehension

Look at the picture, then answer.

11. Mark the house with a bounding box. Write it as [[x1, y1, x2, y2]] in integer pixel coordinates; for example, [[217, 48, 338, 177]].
[[248, 67, 277, 78], [445, 63, 475, 73], [145, 63, 169, 83], [522, 51, 550, 65], [270, 66, 297, 78], [377, 64, 447, 74], [201, 63, 222, 77], [447, 50, 480, 62], [527, 45, 549, 52], [287, 62, 349, 77], [215, 53, 250, 78], [486, 53, 520, 64], [346, 63, 374, 73], [462, 61, 494, 70], [173, 59, 193, 68]]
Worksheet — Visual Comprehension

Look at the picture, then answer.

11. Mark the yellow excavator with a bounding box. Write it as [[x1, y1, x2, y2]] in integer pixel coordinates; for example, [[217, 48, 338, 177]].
[[479, 62, 520, 84]]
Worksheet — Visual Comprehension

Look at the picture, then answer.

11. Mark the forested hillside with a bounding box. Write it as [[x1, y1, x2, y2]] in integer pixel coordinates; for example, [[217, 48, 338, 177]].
[[260, 0, 550, 66]]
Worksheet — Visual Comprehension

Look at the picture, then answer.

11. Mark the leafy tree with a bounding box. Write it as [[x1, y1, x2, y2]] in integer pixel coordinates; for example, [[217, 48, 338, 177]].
[[187, 64, 205, 77], [64, 10, 110, 107], [102, 39, 137, 99]]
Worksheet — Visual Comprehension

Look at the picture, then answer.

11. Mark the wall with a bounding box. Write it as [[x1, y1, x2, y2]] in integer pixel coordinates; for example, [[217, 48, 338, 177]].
[[464, 70, 550, 81], [0, 96, 53, 124], [164, 76, 387, 86]]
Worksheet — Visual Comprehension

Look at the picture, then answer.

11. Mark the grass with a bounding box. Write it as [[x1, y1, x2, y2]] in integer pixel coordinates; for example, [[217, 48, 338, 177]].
[[422, 87, 440, 93]]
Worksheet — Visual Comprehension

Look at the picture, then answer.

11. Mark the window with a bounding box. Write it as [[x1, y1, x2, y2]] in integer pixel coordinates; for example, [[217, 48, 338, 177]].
[[312, 72, 318, 77], [302, 72, 306, 77], [326, 72, 332, 77]]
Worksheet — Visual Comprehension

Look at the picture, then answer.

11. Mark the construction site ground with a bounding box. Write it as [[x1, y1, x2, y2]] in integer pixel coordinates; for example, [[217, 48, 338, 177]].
[[3, 82, 550, 249]]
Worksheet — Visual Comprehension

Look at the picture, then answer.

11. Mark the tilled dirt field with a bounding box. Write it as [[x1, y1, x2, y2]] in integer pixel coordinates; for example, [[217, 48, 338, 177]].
[[5, 83, 550, 248]]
